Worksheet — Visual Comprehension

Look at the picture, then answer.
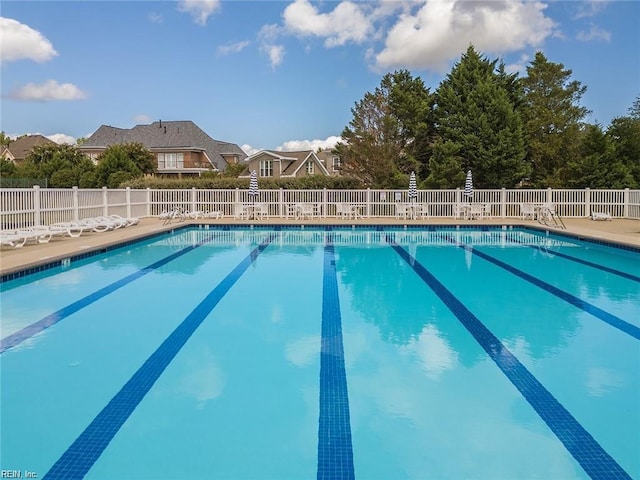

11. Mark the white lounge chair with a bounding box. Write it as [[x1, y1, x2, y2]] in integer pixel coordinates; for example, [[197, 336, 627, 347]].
[[591, 211, 612, 221], [1, 231, 28, 248], [48, 222, 88, 238], [108, 214, 139, 226]]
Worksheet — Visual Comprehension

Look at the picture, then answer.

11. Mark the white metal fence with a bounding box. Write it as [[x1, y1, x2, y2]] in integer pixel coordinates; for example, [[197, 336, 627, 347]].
[[1, 186, 639, 230]]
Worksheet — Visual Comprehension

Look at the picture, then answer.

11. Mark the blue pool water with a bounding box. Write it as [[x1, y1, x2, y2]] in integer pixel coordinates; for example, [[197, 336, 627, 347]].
[[1, 226, 638, 480]]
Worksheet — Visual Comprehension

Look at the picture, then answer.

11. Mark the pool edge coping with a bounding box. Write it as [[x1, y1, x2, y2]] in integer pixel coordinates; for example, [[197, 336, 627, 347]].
[[2, 222, 639, 283]]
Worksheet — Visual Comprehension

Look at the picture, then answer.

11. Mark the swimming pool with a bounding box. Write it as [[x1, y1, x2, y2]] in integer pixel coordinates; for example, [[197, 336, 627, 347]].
[[1, 226, 638, 479]]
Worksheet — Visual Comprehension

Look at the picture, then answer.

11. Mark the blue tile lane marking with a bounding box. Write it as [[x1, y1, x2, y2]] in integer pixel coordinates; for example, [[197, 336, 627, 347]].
[[440, 234, 640, 341], [509, 236, 640, 283], [385, 236, 631, 480], [0, 234, 222, 354], [317, 233, 355, 480], [43, 234, 276, 480]]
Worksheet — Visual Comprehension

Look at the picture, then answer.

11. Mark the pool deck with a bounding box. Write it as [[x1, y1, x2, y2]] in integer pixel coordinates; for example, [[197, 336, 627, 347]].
[[1, 217, 639, 276]]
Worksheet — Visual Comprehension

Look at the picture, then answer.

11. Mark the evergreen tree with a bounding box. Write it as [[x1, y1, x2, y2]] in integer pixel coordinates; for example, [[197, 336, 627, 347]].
[[427, 45, 527, 188], [520, 51, 589, 187]]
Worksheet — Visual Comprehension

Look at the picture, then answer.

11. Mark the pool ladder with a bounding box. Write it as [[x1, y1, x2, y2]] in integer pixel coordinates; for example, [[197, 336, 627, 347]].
[[537, 206, 566, 230]]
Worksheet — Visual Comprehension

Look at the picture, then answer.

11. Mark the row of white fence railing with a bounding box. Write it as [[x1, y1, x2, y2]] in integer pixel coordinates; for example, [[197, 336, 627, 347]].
[[1, 186, 639, 230]]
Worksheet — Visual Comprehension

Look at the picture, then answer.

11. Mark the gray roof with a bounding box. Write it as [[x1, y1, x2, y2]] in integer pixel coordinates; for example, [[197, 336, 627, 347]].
[[80, 120, 246, 169], [3, 135, 56, 161]]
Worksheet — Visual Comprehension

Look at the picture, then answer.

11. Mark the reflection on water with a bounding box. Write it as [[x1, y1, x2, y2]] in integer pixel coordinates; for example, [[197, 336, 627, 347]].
[[402, 324, 458, 380], [285, 335, 321, 367]]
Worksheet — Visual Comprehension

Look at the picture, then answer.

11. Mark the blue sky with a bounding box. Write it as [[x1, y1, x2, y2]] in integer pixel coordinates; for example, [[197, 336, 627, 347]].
[[1, 1, 638, 154]]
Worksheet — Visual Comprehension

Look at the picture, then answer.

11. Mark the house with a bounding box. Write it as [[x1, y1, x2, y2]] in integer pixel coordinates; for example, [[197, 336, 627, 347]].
[[1, 135, 57, 164], [240, 149, 338, 179], [78, 120, 247, 176]]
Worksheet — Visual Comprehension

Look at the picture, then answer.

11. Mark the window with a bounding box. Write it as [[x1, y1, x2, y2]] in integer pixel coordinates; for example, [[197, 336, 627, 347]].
[[158, 153, 184, 169], [260, 159, 273, 177], [332, 156, 341, 172], [306, 161, 314, 174]]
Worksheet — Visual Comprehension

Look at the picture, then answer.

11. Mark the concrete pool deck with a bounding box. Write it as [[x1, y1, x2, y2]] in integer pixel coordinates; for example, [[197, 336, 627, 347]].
[[1, 217, 639, 276]]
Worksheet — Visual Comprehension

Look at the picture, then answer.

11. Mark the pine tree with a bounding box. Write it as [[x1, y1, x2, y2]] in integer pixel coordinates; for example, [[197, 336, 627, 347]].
[[520, 51, 589, 187], [427, 46, 527, 188]]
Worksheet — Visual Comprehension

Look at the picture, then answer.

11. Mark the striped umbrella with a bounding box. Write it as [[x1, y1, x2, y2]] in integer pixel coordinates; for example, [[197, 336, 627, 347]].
[[408, 171, 417, 203], [248, 169, 259, 201], [464, 169, 473, 199]]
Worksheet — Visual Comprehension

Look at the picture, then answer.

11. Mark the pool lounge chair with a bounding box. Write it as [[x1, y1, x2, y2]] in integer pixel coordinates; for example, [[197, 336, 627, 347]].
[[1, 231, 28, 248], [591, 211, 612, 221], [108, 214, 139, 226], [48, 222, 88, 238]]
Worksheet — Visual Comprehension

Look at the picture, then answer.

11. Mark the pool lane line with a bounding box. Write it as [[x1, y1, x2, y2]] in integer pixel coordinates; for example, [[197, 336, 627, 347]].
[[441, 234, 640, 341], [385, 236, 631, 480], [317, 233, 355, 480], [43, 234, 276, 480], [0, 232, 223, 354], [508, 235, 640, 283]]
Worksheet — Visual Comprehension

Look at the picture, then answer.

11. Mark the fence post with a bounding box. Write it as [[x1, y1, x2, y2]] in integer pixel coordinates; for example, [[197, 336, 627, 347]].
[[191, 187, 197, 214], [73, 186, 79, 221], [33, 185, 41, 226], [102, 187, 108, 217], [366, 188, 371, 217], [126, 187, 132, 218], [546, 187, 552, 205], [624, 188, 629, 218], [584, 188, 590, 218], [323, 188, 327, 218], [278, 188, 283, 218], [501, 188, 506, 218], [146, 188, 151, 217]]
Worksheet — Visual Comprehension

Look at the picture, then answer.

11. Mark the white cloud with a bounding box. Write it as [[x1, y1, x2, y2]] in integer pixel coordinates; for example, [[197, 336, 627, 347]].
[[375, 0, 557, 72], [258, 24, 285, 69], [148, 12, 163, 24], [133, 114, 153, 124], [217, 40, 250, 56], [241, 144, 260, 156], [282, 0, 374, 47], [505, 53, 530, 75], [276, 135, 342, 152], [576, 24, 611, 42], [242, 135, 341, 155], [7, 80, 87, 101], [177, 0, 221, 26], [0, 17, 57, 63], [573, 0, 610, 19], [47, 133, 76, 145]]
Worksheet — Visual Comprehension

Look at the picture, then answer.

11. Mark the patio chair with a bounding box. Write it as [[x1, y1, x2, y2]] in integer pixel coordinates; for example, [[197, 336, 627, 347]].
[[396, 203, 410, 219], [413, 203, 429, 219], [255, 203, 269, 219], [520, 203, 536, 220], [298, 203, 315, 219], [469, 203, 485, 220]]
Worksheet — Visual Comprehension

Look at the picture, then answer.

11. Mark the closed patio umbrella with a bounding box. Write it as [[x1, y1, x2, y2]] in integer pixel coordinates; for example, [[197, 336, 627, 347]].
[[464, 170, 473, 200], [408, 171, 417, 203], [248, 170, 259, 201]]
